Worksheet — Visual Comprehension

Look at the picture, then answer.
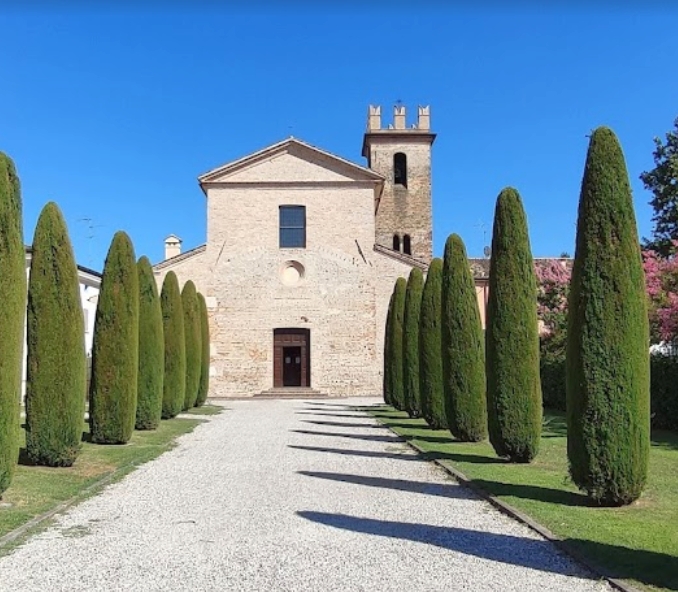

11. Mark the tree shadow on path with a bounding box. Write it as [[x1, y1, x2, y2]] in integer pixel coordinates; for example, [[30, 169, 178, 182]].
[[298, 470, 473, 499], [301, 420, 382, 429], [289, 444, 417, 461], [296, 511, 595, 579], [291, 429, 402, 443], [296, 411, 367, 418]]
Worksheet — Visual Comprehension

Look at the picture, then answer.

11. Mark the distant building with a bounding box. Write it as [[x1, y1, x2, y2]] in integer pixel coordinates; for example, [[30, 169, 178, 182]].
[[154, 105, 435, 397], [154, 105, 566, 398]]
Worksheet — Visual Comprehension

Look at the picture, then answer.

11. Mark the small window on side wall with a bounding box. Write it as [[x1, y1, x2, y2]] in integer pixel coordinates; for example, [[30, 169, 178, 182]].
[[403, 234, 411, 255], [393, 234, 401, 252], [279, 205, 306, 248], [394, 152, 407, 188]]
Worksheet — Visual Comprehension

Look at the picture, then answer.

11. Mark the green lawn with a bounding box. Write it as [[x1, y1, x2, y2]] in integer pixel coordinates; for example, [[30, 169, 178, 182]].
[[181, 404, 224, 416], [366, 406, 678, 592], [0, 416, 203, 543]]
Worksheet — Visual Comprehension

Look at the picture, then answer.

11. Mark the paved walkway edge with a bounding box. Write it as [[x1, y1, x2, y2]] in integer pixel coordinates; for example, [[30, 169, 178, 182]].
[[371, 414, 641, 592]]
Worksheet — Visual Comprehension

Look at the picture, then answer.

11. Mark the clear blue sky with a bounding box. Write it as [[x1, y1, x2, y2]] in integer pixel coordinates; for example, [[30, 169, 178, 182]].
[[2, 6, 677, 270]]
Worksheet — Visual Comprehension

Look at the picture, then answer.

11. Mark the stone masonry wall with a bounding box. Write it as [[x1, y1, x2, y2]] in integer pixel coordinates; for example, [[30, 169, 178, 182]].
[[369, 140, 433, 262], [203, 181, 381, 397]]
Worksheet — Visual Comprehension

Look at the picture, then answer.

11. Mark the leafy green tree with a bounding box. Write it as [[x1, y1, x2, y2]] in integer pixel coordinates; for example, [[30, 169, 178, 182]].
[[25, 202, 85, 466], [383, 290, 395, 405], [567, 126, 650, 506], [419, 258, 446, 429], [182, 281, 201, 410], [388, 277, 407, 411], [89, 231, 140, 444], [135, 256, 164, 430], [486, 187, 542, 462], [640, 117, 678, 257], [196, 293, 210, 407], [161, 272, 186, 419], [403, 268, 424, 417], [0, 153, 25, 494], [442, 234, 487, 442]]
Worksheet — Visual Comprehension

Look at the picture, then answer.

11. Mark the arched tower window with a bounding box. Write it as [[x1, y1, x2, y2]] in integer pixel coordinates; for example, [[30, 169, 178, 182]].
[[394, 152, 407, 188], [403, 234, 411, 255], [392, 234, 401, 252]]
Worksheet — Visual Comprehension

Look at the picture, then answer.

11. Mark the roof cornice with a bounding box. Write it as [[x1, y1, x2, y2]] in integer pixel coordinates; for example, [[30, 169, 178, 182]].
[[198, 137, 384, 195]]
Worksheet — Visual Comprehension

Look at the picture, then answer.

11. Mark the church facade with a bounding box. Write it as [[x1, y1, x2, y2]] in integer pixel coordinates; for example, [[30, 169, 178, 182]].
[[153, 105, 437, 398]]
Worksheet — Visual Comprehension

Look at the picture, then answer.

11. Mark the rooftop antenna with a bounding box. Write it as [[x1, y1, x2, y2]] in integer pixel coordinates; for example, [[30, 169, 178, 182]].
[[77, 217, 105, 268], [474, 219, 490, 257]]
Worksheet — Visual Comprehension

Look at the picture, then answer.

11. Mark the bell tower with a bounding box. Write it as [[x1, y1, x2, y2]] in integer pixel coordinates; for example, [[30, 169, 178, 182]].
[[362, 104, 435, 262]]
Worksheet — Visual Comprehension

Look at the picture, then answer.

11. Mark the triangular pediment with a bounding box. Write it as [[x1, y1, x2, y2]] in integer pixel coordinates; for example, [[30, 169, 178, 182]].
[[198, 138, 384, 187]]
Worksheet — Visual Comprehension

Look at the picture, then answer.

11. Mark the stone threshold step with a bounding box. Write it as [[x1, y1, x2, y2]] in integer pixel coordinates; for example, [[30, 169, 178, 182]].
[[254, 388, 327, 399]]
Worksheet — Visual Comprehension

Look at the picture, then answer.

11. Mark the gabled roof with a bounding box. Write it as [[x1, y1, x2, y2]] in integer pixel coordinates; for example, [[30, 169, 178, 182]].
[[373, 244, 429, 271], [197, 137, 384, 192], [153, 244, 206, 271]]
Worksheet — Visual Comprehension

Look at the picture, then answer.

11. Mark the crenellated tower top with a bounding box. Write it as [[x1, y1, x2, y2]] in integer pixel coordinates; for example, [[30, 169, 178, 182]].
[[362, 104, 435, 262], [366, 104, 431, 132]]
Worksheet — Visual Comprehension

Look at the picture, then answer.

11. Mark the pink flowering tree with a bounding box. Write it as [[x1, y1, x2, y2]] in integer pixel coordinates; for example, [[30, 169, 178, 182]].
[[534, 260, 572, 409], [642, 244, 678, 344], [535, 260, 571, 340]]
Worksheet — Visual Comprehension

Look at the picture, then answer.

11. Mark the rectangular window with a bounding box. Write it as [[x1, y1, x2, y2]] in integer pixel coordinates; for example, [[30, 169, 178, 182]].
[[279, 205, 306, 248]]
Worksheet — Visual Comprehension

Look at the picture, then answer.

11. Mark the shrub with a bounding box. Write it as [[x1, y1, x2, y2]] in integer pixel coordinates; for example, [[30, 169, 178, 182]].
[[403, 268, 424, 417], [419, 258, 446, 429], [486, 187, 542, 462], [89, 231, 140, 444], [383, 290, 396, 405], [388, 277, 407, 411], [181, 281, 201, 410], [25, 202, 85, 466], [442, 234, 487, 442], [161, 272, 186, 419], [196, 292, 210, 407], [0, 153, 25, 494], [567, 126, 650, 506], [540, 354, 566, 411], [650, 354, 678, 431], [135, 256, 164, 430]]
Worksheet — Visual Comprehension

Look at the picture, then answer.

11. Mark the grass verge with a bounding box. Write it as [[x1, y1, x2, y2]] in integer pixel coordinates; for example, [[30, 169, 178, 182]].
[[0, 416, 203, 542], [366, 405, 678, 592], [181, 404, 224, 416]]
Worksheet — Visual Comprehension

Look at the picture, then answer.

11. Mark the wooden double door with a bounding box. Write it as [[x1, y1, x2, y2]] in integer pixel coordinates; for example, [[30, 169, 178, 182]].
[[273, 328, 310, 388]]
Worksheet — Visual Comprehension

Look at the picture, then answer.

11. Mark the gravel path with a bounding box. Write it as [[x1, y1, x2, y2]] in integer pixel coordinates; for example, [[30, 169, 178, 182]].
[[0, 398, 612, 591]]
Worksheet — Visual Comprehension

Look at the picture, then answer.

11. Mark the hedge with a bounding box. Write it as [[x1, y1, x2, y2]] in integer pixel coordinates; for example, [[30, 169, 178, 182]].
[[89, 231, 140, 444], [25, 202, 85, 466], [566, 126, 650, 506], [0, 152, 26, 493]]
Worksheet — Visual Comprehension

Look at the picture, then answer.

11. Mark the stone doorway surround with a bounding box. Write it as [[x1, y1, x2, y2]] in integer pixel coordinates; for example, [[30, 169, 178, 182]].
[[273, 328, 310, 389]]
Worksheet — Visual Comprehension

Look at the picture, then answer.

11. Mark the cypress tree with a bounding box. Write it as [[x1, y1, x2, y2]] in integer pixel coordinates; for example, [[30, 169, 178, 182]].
[[442, 234, 487, 442], [0, 153, 25, 495], [25, 202, 85, 466], [383, 290, 395, 406], [195, 292, 210, 407], [389, 277, 407, 411], [135, 256, 164, 430], [161, 272, 186, 419], [419, 258, 447, 429], [567, 126, 650, 506], [89, 231, 139, 444], [182, 281, 201, 410], [403, 268, 424, 417], [486, 188, 542, 462]]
